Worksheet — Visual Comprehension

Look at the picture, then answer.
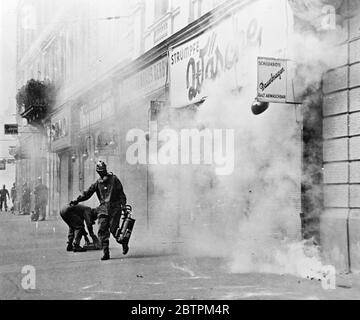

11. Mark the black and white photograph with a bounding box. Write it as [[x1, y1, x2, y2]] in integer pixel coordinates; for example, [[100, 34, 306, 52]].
[[1, 0, 360, 303]]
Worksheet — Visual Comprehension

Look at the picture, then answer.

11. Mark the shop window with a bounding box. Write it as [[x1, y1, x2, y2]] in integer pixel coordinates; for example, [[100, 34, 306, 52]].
[[155, 0, 169, 20]]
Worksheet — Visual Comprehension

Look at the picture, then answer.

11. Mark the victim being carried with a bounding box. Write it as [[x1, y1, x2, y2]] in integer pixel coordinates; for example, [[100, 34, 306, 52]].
[[60, 204, 100, 252], [69, 160, 129, 261]]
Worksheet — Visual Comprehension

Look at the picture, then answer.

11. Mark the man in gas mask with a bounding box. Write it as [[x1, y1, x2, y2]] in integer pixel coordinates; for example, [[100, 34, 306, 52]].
[[60, 204, 99, 252], [70, 161, 128, 260]]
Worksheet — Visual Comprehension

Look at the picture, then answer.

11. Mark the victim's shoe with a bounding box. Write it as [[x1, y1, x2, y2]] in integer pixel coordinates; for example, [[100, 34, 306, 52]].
[[73, 245, 87, 252], [101, 249, 110, 261], [122, 244, 129, 255]]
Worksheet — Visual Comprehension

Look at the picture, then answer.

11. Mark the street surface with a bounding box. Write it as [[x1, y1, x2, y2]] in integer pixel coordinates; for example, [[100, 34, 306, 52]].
[[0, 212, 360, 300]]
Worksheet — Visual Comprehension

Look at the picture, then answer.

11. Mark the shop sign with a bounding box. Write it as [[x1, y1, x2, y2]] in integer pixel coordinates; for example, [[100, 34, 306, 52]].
[[257, 57, 287, 103], [51, 118, 68, 141], [154, 21, 170, 44], [119, 57, 167, 105], [80, 92, 115, 130], [169, 0, 292, 107], [4, 124, 18, 135], [50, 106, 72, 151], [8, 146, 17, 156]]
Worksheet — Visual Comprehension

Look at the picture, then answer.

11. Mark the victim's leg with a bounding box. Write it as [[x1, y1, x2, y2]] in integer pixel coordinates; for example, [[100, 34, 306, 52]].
[[67, 227, 74, 251]]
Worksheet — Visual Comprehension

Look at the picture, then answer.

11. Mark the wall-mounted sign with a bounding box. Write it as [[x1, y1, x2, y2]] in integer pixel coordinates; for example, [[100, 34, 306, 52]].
[[50, 106, 73, 152], [4, 124, 18, 135], [119, 57, 167, 105], [80, 92, 115, 130], [154, 21, 170, 44], [257, 57, 287, 103], [169, 0, 293, 107], [51, 118, 68, 141]]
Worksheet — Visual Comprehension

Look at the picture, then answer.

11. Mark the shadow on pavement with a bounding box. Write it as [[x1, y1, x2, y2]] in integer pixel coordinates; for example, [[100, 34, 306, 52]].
[[111, 252, 175, 260]]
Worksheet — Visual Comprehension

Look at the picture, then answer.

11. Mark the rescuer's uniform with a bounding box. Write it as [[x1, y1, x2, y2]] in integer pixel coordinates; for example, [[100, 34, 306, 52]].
[[70, 161, 127, 260], [34, 178, 48, 221], [60, 204, 99, 252], [0, 185, 10, 211]]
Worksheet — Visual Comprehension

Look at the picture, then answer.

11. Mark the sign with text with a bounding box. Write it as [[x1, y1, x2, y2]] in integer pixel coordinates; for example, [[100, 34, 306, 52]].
[[80, 91, 115, 130], [169, 0, 293, 107], [257, 57, 287, 103], [50, 106, 73, 152], [4, 124, 18, 135], [119, 57, 167, 105]]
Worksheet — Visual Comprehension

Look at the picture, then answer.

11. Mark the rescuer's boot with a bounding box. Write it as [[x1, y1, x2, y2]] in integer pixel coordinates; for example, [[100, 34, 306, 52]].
[[84, 235, 91, 247], [101, 247, 110, 261], [122, 243, 129, 255], [66, 243, 73, 252]]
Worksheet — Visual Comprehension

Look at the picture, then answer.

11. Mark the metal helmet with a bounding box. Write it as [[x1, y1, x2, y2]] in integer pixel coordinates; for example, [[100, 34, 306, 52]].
[[95, 160, 107, 172]]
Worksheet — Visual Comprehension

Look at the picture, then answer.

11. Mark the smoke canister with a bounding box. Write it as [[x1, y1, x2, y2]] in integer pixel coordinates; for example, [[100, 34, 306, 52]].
[[116, 205, 135, 245], [117, 216, 136, 245]]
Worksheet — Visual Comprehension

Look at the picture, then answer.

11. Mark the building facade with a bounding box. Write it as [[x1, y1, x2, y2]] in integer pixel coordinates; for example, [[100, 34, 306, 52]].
[[319, 0, 360, 272], [15, 0, 360, 272]]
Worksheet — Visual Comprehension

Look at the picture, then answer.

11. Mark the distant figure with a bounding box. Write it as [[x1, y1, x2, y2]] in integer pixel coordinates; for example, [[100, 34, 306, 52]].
[[21, 182, 31, 215], [0, 185, 10, 212], [10, 183, 17, 213], [34, 177, 48, 221]]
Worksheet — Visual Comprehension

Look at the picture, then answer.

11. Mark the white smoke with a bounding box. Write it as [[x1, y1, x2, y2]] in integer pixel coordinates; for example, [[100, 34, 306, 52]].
[[143, 1, 349, 281]]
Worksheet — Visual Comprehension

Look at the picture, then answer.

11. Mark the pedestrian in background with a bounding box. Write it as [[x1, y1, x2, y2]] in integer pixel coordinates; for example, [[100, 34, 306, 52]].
[[10, 183, 17, 214], [0, 185, 10, 212], [34, 177, 48, 221], [21, 182, 31, 215]]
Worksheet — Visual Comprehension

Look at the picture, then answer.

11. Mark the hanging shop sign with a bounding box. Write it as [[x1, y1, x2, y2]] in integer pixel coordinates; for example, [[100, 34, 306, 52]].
[[8, 146, 17, 156], [257, 57, 287, 103], [118, 57, 168, 105], [169, 0, 293, 107], [4, 124, 18, 135]]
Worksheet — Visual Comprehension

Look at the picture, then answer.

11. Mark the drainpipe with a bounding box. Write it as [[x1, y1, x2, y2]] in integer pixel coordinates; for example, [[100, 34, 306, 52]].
[[346, 210, 351, 273], [146, 106, 151, 231], [346, 0, 351, 275]]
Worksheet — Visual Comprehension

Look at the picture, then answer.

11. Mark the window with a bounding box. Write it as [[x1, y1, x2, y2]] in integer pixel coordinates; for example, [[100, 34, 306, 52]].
[[155, 0, 169, 20], [189, 0, 202, 22]]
